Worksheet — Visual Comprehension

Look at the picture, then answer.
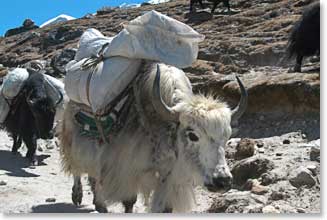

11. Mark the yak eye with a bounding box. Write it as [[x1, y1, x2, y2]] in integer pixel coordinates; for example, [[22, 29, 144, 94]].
[[188, 132, 199, 142]]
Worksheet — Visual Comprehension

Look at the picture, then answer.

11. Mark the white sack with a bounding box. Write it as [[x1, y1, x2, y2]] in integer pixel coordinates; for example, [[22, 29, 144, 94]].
[[44, 74, 65, 104], [65, 57, 141, 114], [75, 28, 114, 61], [0, 86, 10, 123], [2, 68, 29, 99], [104, 10, 205, 68]]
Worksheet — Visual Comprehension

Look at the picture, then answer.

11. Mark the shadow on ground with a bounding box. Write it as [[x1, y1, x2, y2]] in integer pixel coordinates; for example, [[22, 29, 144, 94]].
[[0, 150, 50, 177], [30, 203, 94, 213]]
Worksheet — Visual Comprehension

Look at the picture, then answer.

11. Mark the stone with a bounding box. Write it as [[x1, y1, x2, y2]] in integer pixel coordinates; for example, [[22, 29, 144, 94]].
[[256, 142, 264, 148], [243, 179, 256, 191], [260, 172, 276, 186], [45, 198, 56, 203], [258, 148, 265, 154], [262, 205, 280, 213], [245, 205, 263, 213], [50, 48, 77, 76], [270, 191, 285, 201], [4, 18, 39, 37], [306, 165, 317, 176], [310, 146, 320, 162], [289, 167, 316, 188], [0, 180, 7, 186], [251, 184, 269, 195], [235, 138, 256, 160], [297, 208, 306, 213], [232, 156, 274, 185]]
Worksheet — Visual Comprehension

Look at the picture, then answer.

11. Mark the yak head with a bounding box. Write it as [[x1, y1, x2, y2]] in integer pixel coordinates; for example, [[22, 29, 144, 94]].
[[151, 64, 247, 192], [24, 72, 61, 139]]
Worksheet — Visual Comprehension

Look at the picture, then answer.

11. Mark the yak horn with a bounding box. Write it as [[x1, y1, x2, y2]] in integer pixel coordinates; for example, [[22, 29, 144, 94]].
[[152, 64, 179, 123], [231, 75, 248, 122]]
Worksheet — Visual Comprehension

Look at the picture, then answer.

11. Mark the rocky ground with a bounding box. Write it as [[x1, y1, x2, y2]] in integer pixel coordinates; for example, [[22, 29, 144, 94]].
[[0, 0, 320, 214]]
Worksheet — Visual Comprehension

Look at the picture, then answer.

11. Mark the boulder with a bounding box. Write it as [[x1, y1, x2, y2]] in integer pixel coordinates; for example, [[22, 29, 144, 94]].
[[4, 19, 39, 37], [235, 138, 256, 160], [208, 189, 269, 213], [232, 156, 274, 185], [310, 146, 320, 162], [289, 167, 316, 188], [50, 48, 77, 76]]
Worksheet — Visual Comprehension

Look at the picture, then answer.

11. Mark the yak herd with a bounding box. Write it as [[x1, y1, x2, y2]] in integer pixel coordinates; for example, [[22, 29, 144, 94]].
[[0, 0, 320, 213]]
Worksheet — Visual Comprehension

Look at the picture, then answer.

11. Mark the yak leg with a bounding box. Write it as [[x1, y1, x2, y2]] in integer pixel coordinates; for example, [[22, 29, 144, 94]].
[[294, 54, 303, 72], [211, 1, 220, 14], [198, 0, 205, 9], [190, 0, 196, 12], [72, 175, 83, 206], [11, 134, 22, 154], [223, 0, 231, 15], [24, 135, 37, 165], [122, 196, 137, 213], [88, 177, 108, 213], [163, 207, 173, 213]]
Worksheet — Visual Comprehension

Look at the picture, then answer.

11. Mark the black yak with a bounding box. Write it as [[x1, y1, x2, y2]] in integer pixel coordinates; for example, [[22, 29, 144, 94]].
[[190, 0, 231, 14], [287, 2, 320, 72], [1, 70, 62, 165]]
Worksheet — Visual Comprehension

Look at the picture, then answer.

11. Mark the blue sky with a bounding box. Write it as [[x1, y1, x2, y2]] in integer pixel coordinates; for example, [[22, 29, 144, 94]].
[[0, 0, 145, 36]]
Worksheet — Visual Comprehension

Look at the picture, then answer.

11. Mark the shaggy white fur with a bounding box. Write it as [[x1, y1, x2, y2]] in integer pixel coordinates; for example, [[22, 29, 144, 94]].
[[60, 61, 233, 213]]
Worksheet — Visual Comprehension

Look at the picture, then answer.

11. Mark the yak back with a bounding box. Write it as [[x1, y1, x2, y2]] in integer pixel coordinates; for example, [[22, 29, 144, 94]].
[[287, 1, 320, 58], [133, 61, 192, 127]]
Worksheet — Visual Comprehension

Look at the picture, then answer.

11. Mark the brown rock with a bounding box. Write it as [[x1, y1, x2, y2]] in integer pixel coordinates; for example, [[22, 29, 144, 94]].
[[251, 184, 269, 195], [235, 138, 256, 160], [232, 156, 274, 185]]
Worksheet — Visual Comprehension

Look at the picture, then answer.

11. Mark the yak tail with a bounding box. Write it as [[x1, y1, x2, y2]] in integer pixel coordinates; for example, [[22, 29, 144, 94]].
[[58, 103, 74, 174]]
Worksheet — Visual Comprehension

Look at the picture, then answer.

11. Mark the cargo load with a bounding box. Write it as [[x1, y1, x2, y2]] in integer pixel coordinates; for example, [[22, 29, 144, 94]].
[[65, 10, 204, 115]]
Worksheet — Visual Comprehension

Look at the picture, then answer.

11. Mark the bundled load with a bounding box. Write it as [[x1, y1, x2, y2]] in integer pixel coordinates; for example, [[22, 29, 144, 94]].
[[1, 68, 29, 99], [0, 68, 29, 123], [65, 10, 204, 115]]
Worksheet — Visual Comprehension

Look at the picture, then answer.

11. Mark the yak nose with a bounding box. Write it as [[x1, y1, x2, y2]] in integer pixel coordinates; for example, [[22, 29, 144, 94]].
[[210, 165, 233, 191], [212, 174, 233, 190]]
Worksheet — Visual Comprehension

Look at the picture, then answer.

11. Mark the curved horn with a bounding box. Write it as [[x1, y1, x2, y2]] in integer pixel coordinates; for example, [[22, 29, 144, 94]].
[[231, 75, 248, 122], [152, 64, 179, 122]]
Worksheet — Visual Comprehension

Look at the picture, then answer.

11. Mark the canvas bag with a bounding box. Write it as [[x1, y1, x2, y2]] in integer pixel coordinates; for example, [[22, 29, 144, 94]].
[[74, 28, 114, 61], [65, 57, 141, 114], [2, 68, 29, 99], [103, 10, 205, 68]]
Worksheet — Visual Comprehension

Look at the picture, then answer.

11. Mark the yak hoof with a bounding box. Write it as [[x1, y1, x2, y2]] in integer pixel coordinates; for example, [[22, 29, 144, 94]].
[[294, 64, 302, 72], [26, 154, 38, 166], [95, 204, 108, 213], [72, 185, 83, 206], [163, 207, 173, 213]]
